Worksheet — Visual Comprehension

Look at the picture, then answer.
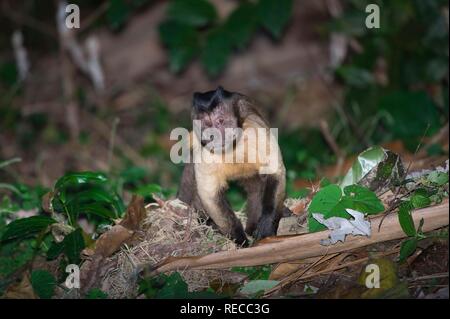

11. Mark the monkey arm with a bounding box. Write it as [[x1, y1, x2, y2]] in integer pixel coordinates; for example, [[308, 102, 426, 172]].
[[195, 168, 248, 246]]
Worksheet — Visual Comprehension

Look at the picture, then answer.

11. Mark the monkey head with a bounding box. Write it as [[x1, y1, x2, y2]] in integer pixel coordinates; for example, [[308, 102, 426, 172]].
[[192, 86, 241, 152]]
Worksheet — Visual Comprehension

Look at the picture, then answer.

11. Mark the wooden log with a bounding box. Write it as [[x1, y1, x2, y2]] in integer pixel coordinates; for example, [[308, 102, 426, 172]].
[[149, 200, 449, 274]]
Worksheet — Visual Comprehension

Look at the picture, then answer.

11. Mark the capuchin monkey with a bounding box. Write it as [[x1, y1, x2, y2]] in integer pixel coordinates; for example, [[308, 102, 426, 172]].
[[177, 87, 288, 246]]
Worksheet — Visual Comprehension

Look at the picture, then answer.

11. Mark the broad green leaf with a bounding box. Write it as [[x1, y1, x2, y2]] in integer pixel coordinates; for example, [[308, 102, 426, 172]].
[[46, 241, 65, 260], [231, 265, 272, 280], [63, 229, 85, 264], [201, 27, 233, 77], [66, 188, 123, 218], [410, 193, 431, 209], [31, 270, 56, 299], [398, 202, 416, 237], [76, 203, 116, 220], [342, 184, 384, 214], [399, 238, 417, 262], [1, 216, 56, 241], [159, 21, 199, 73], [308, 184, 342, 232], [427, 171, 449, 186], [156, 272, 189, 299], [239, 280, 279, 296], [54, 172, 108, 190], [66, 188, 115, 206], [166, 0, 217, 27], [224, 3, 258, 49], [258, 0, 293, 38]]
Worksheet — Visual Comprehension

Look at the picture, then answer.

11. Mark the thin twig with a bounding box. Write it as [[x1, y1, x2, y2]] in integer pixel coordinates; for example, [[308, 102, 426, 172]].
[[409, 272, 449, 282]]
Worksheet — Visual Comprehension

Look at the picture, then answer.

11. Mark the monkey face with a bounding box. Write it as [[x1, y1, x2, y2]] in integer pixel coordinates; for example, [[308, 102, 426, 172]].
[[192, 87, 241, 152]]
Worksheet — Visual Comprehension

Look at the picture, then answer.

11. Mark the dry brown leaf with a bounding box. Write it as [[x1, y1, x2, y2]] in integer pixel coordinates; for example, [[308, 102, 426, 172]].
[[120, 195, 147, 231], [152, 194, 166, 208], [41, 191, 54, 214], [4, 273, 37, 299], [270, 261, 307, 280], [95, 224, 133, 257]]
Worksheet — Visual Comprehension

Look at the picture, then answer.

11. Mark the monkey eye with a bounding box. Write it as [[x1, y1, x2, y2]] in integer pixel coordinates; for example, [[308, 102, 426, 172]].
[[216, 117, 224, 125]]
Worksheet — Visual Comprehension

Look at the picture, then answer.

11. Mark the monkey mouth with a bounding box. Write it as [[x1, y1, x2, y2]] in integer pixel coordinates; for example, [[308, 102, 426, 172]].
[[201, 137, 236, 153]]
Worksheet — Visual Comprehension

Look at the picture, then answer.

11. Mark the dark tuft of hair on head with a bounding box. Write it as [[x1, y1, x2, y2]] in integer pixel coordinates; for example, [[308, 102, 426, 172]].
[[193, 86, 232, 113]]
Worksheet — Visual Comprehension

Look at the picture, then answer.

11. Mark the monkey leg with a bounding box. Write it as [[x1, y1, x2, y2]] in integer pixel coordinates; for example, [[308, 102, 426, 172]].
[[254, 174, 285, 240], [196, 175, 249, 246], [177, 163, 206, 212], [240, 176, 264, 236], [177, 163, 195, 204]]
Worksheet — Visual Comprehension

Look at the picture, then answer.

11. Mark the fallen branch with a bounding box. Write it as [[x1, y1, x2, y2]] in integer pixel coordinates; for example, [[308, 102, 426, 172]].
[[146, 200, 449, 275]]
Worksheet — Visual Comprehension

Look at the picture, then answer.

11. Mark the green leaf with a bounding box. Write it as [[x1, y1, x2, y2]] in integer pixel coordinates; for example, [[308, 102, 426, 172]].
[[201, 27, 233, 77], [31, 270, 56, 299], [156, 272, 189, 299], [46, 241, 65, 260], [66, 187, 122, 219], [55, 172, 108, 190], [258, 0, 293, 38], [75, 203, 116, 220], [224, 3, 258, 49], [411, 193, 431, 209], [342, 184, 384, 214], [398, 202, 416, 237], [166, 0, 217, 27], [63, 229, 85, 264], [308, 184, 342, 232], [159, 21, 199, 73], [399, 238, 417, 262], [1, 216, 56, 241], [86, 288, 108, 299], [427, 171, 449, 186], [231, 265, 272, 280], [239, 280, 279, 296]]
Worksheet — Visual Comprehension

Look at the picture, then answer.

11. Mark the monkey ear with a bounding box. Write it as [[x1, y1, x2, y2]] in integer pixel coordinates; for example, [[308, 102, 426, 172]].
[[234, 95, 253, 118], [234, 95, 268, 126]]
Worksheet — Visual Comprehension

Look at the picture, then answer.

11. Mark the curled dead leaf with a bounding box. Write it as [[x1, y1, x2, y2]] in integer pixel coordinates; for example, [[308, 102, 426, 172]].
[[95, 224, 133, 257], [119, 195, 147, 231]]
